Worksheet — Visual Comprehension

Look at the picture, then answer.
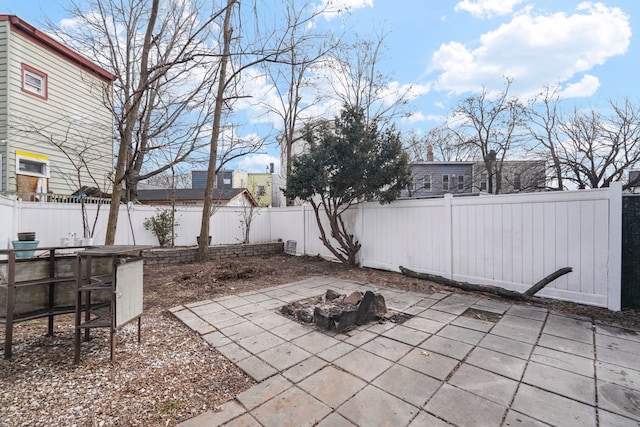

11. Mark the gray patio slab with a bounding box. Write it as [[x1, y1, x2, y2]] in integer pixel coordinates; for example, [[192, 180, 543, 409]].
[[596, 332, 640, 355], [543, 313, 594, 344], [506, 304, 548, 321], [219, 321, 264, 341], [381, 324, 431, 346], [465, 347, 527, 381], [371, 364, 442, 407], [599, 410, 640, 427], [419, 334, 473, 360], [257, 342, 312, 371], [218, 296, 253, 309], [512, 383, 596, 427], [172, 309, 212, 335], [237, 331, 286, 354], [222, 413, 262, 427], [538, 333, 594, 358], [217, 342, 252, 363], [472, 299, 511, 314], [316, 413, 356, 427], [298, 366, 367, 409], [337, 385, 417, 427], [398, 347, 459, 381], [597, 381, 640, 421], [596, 360, 640, 389], [360, 336, 413, 361], [333, 348, 394, 382], [478, 333, 534, 359], [190, 301, 227, 316], [236, 355, 279, 381], [236, 374, 292, 410], [250, 386, 332, 427], [596, 324, 640, 343], [450, 315, 495, 332], [249, 312, 291, 330], [522, 361, 596, 405], [425, 383, 507, 427], [180, 400, 246, 427], [317, 341, 356, 362], [436, 324, 486, 345], [202, 331, 231, 348], [448, 363, 518, 406], [269, 320, 311, 341], [502, 410, 549, 427], [281, 356, 327, 383], [402, 316, 446, 334], [407, 411, 452, 427], [490, 314, 543, 344], [292, 331, 341, 354], [530, 346, 594, 377], [344, 329, 377, 347], [417, 307, 458, 323]]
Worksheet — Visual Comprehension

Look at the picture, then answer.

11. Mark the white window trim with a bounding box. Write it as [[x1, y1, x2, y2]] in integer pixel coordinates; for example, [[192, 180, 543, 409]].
[[442, 174, 449, 191], [21, 64, 48, 99], [16, 152, 50, 178], [424, 174, 432, 191]]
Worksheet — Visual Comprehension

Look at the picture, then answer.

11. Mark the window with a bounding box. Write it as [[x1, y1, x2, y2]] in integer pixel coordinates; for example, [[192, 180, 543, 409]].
[[257, 185, 266, 197], [480, 172, 488, 191], [442, 174, 449, 191], [514, 174, 522, 190], [458, 175, 464, 190], [16, 151, 49, 178], [21, 64, 48, 99], [423, 174, 432, 191]]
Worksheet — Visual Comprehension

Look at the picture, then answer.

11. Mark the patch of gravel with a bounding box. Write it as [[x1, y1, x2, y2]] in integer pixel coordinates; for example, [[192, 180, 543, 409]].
[[1, 314, 252, 426], [2, 253, 639, 426]]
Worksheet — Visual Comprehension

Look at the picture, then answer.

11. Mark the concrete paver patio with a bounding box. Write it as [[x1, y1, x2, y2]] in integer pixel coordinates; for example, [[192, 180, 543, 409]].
[[172, 277, 640, 426]]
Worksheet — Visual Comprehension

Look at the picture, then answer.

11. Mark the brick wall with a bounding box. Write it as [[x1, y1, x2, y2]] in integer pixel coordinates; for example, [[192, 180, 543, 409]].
[[142, 242, 284, 266]]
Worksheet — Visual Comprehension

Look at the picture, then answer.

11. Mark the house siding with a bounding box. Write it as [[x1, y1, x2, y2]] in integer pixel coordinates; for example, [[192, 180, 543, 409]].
[[0, 21, 9, 191], [404, 163, 474, 197], [5, 21, 113, 195]]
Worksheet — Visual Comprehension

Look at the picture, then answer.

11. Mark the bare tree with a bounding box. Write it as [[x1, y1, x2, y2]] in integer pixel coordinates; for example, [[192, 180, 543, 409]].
[[52, 0, 227, 244], [526, 85, 564, 190], [404, 127, 474, 162], [328, 29, 414, 128], [447, 79, 526, 194], [261, 0, 339, 206], [559, 98, 640, 189]]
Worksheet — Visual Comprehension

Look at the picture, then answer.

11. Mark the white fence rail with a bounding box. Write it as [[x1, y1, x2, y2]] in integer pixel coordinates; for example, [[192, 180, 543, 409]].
[[0, 183, 622, 310]]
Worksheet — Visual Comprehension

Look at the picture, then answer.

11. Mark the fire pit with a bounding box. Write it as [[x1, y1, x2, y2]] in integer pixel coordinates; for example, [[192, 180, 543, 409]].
[[280, 289, 411, 333]]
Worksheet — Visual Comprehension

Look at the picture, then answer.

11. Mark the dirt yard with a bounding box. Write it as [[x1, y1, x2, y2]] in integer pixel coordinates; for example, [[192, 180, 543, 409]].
[[1, 253, 639, 426]]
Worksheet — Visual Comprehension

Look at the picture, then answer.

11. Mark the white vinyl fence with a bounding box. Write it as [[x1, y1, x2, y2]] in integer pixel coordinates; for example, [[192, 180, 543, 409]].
[[0, 182, 623, 310]]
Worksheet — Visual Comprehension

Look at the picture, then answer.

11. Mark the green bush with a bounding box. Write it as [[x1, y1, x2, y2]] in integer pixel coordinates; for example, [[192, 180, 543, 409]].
[[143, 208, 179, 247]]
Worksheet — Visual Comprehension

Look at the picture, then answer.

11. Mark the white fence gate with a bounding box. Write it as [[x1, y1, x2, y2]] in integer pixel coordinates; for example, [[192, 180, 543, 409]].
[[0, 183, 622, 310]]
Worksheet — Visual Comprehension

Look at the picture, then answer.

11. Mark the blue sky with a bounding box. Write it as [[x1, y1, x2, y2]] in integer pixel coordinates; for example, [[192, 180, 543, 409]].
[[2, 0, 638, 174]]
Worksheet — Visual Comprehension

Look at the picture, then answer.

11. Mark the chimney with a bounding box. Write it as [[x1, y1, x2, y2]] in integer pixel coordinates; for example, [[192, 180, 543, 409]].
[[427, 145, 434, 162], [269, 163, 274, 174]]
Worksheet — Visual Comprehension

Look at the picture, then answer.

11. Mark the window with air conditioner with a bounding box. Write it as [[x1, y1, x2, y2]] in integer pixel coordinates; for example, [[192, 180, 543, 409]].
[[21, 64, 48, 99]]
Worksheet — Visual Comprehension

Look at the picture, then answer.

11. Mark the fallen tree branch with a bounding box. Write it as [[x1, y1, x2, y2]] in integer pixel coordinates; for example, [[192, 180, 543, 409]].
[[399, 266, 572, 302], [523, 267, 572, 296]]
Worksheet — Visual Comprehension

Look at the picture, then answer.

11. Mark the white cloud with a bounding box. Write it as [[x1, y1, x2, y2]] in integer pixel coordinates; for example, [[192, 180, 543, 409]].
[[454, 0, 526, 18], [430, 2, 631, 98], [558, 74, 600, 98], [316, 0, 374, 20], [237, 154, 280, 174]]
